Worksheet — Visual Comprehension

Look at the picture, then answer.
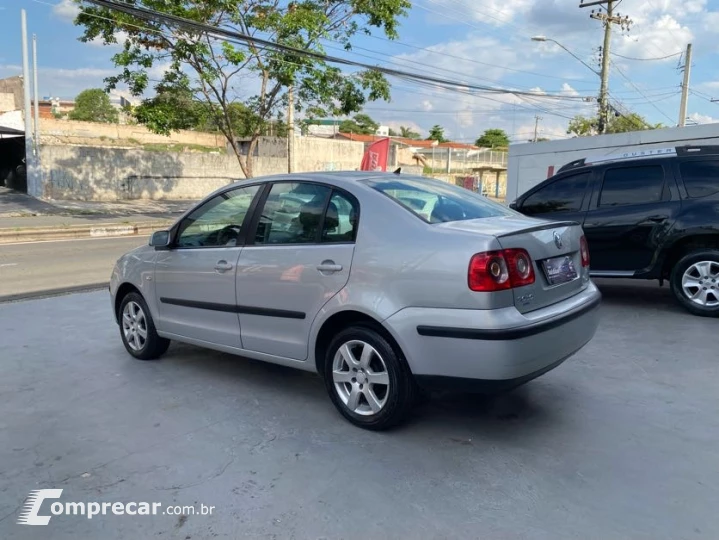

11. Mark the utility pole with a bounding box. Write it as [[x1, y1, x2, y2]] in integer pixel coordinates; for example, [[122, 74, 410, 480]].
[[21, 10, 35, 196], [32, 34, 40, 158], [580, 0, 632, 134], [678, 43, 693, 127], [287, 85, 295, 173], [533, 115, 542, 142]]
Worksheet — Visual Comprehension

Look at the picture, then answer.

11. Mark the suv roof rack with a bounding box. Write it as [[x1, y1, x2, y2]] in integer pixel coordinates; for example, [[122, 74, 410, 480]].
[[556, 145, 719, 175]]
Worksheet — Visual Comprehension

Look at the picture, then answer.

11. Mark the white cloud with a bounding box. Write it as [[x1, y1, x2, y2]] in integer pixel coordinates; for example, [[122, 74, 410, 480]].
[[428, 0, 532, 26], [615, 15, 692, 59], [687, 112, 718, 125], [86, 30, 131, 49], [53, 0, 80, 22], [421, 100, 434, 111]]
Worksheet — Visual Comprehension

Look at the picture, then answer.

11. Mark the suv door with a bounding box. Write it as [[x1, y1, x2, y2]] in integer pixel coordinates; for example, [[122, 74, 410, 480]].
[[154, 184, 261, 348], [235, 181, 359, 360], [583, 162, 681, 274], [517, 171, 593, 225]]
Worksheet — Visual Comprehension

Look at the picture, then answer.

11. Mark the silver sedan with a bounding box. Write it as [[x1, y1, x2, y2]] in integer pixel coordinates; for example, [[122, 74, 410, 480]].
[[110, 172, 601, 429]]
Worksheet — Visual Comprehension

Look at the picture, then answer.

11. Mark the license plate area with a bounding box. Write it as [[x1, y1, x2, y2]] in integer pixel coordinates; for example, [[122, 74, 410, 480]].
[[541, 255, 578, 285]]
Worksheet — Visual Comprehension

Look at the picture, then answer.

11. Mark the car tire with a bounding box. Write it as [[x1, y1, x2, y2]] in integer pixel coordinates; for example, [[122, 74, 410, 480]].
[[119, 292, 171, 360], [670, 249, 719, 317], [323, 325, 416, 430]]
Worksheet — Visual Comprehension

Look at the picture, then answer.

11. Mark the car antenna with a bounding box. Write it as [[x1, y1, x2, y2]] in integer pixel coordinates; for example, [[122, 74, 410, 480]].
[[393, 167, 401, 175]]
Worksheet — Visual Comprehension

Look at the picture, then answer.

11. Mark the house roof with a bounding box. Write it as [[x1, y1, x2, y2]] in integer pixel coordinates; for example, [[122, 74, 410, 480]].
[[336, 132, 480, 150]]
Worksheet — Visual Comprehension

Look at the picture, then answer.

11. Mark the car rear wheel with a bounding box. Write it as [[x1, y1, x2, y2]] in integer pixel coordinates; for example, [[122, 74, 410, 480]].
[[119, 292, 170, 360], [670, 250, 719, 317], [324, 326, 416, 430]]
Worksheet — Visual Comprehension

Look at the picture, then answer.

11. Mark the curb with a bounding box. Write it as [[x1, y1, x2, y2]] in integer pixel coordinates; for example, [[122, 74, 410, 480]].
[[0, 221, 172, 244], [0, 282, 110, 304]]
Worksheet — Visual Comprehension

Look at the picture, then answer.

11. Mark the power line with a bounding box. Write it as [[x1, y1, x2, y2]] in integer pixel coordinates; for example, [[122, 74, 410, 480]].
[[611, 51, 682, 61], [79, 0, 594, 102], [610, 61, 676, 123]]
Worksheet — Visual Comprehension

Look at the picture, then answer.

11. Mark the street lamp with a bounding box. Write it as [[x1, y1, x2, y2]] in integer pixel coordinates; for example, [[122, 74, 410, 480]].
[[531, 36, 600, 77]]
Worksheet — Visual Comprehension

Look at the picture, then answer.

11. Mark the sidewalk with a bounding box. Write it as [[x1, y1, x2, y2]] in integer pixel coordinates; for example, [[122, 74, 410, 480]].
[[0, 188, 194, 243]]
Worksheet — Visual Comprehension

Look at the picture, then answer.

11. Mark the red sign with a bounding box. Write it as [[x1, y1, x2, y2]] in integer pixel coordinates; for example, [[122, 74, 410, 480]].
[[360, 138, 390, 172], [547, 165, 555, 178]]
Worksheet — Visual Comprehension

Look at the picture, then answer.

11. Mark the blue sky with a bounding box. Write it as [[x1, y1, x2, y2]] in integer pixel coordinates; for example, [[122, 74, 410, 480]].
[[2, 0, 719, 143]]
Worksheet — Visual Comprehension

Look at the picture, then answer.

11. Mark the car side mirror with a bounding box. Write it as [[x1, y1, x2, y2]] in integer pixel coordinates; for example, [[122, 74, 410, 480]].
[[509, 201, 518, 210], [149, 230, 171, 250]]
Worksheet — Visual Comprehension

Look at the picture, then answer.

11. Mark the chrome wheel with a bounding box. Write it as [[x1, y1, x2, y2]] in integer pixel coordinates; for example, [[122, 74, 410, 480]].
[[122, 301, 148, 352], [332, 340, 390, 416], [682, 261, 719, 307]]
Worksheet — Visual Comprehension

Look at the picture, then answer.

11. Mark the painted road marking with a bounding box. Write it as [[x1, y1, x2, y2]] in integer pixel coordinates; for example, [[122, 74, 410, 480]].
[[0, 263, 18, 267]]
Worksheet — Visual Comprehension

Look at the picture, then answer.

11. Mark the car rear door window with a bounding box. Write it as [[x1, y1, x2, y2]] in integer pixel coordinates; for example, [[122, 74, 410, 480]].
[[322, 191, 359, 243], [254, 182, 332, 245], [679, 160, 719, 198], [599, 165, 665, 207], [521, 172, 590, 215]]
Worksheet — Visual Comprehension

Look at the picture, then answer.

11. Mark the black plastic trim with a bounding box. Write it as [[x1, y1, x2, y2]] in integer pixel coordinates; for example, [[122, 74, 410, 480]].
[[415, 355, 570, 393], [159, 297, 306, 319], [416, 293, 601, 341]]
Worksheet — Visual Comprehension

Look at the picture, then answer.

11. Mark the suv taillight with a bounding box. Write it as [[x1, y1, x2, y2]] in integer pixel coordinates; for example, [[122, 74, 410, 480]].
[[468, 249, 536, 292], [580, 235, 590, 268]]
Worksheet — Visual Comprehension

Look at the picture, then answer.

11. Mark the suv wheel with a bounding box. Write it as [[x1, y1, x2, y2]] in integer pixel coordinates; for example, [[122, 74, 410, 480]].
[[670, 250, 719, 317], [323, 326, 416, 430], [119, 292, 171, 359]]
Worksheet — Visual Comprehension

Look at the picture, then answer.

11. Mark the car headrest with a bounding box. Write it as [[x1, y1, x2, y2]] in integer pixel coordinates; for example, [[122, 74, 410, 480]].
[[298, 197, 326, 229]]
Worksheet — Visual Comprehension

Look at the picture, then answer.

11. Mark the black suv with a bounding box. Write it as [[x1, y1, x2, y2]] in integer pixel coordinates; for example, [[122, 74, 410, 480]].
[[510, 145, 719, 317]]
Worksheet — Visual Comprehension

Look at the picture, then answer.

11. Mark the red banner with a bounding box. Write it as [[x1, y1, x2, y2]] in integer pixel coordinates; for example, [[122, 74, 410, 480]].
[[360, 138, 390, 172]]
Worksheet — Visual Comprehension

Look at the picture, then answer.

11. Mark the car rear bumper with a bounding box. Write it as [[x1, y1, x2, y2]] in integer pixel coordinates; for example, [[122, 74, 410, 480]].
[[383, 281, 601, 383]]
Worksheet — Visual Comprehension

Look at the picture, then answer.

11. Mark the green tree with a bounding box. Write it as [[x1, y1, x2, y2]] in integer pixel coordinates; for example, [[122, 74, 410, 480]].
[[339, 113, 379, 135], [427, 125, 447, 142], [75, 0, 410, 178], [475, 128, 510, 148], [399, 125, 420, 139], [567, 113, 662, 136], [388, 127, 398, 136], [68, 88, 119, 123]]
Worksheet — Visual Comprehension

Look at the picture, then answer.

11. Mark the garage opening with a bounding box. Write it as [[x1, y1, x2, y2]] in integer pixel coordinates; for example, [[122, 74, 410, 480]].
[[0, 130, 27, 193]]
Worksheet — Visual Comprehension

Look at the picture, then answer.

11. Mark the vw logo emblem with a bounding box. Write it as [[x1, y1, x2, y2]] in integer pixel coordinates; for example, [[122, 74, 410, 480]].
[[553, 231, 563, 249]]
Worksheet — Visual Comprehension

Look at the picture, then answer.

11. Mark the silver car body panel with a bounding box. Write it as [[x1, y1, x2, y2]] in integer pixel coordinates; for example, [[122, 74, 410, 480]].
[[110, 172, 600, 383]]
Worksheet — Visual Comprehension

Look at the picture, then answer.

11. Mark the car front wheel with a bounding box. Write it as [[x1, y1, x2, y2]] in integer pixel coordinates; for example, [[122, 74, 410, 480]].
[[119, 292, 170, 359], [670, 250, 719, 317], [324, 325, 416, 430]]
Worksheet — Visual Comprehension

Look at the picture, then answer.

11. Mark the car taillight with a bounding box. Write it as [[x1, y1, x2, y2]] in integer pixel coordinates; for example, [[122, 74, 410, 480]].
[[468, 249, 535, 292], [580, 235, 590, 268]]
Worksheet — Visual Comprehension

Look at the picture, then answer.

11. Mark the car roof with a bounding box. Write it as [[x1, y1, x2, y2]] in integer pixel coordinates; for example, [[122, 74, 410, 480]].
[[556, 145, 719, 175]]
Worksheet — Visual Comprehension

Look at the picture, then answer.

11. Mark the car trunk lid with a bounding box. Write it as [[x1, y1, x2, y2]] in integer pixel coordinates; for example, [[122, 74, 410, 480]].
[[439, 216, 587, 313]]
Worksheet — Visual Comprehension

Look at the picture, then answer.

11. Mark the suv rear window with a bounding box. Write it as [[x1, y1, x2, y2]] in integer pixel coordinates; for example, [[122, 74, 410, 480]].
[[364, 176, 513, 223], [679, 160, 719, 198], [599, 165, 665, 207]]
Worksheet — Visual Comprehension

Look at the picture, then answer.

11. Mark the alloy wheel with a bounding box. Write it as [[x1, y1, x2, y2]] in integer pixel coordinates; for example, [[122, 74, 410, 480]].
[[122, 301, 148, 351], [332, 340, 390, 416], [681, 261, 719, 307]]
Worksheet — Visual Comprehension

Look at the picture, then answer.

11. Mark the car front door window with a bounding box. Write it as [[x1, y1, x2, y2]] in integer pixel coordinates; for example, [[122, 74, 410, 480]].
[[176, 185, 260, 248]]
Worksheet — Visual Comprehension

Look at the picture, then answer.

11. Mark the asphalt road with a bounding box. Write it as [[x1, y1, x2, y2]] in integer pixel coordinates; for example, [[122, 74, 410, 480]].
[[1, 286, 717, 539], [0, 237, 145, 299]]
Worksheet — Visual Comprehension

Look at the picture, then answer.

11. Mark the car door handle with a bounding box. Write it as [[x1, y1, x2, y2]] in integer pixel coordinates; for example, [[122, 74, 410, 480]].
[[317, 262, 343, 273], [214, 260, 234, 273], [645, 215, 667, 223]]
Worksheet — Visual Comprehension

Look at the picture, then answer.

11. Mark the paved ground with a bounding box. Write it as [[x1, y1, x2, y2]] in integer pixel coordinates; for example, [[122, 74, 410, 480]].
[[1, 284, 717, 539], [0, 237, 146, 299], [0, 186, 194, 222]]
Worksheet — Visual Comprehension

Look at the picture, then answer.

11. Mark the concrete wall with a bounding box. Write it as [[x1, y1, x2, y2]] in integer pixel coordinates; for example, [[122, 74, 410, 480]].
[[0, 76, 23, 113], [39, 118, 225, 148], [38, 137, 366, 201], [40, 145, 239, 200], [507, 123, 719, 202]]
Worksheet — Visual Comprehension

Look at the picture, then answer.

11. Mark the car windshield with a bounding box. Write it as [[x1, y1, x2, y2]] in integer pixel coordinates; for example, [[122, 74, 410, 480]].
[[364, 176, 514, 223]]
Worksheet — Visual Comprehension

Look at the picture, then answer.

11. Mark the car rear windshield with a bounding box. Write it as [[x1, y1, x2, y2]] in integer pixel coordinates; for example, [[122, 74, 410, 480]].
[[364, 176, 513, 223]]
